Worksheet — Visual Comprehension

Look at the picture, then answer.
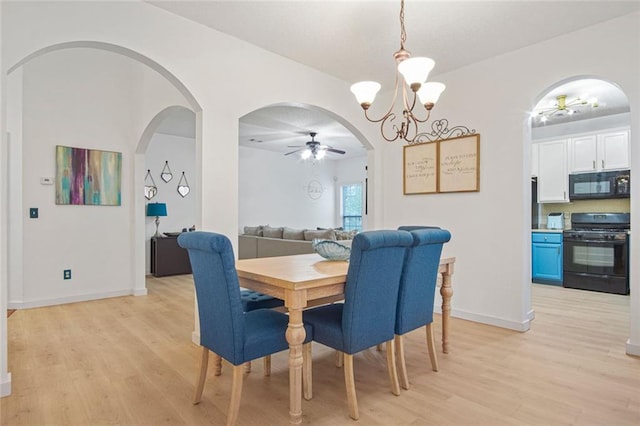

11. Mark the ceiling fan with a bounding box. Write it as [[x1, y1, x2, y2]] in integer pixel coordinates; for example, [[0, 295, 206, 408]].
[[284, 132, 346, 159]]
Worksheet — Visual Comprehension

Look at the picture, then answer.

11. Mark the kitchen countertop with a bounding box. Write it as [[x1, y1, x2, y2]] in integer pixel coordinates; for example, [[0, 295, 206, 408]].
[[531, 228, 564, 233]]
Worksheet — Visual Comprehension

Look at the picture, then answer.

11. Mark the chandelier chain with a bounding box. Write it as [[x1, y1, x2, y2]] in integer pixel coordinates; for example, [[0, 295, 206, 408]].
[[399, 0, 406, 50]]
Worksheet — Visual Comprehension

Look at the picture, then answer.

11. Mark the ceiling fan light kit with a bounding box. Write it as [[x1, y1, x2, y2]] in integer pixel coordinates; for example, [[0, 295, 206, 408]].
[[350, 0, 446, 144], [284, 132, 345, 160]]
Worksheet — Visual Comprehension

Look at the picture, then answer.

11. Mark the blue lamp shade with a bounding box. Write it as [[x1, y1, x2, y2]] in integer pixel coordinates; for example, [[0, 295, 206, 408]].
[[147, 202, 167, 217]]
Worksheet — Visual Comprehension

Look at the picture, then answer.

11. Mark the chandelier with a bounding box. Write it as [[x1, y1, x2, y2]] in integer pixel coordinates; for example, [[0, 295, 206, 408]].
[[534, 94, 598, 123], [350, 0, 445, 144]]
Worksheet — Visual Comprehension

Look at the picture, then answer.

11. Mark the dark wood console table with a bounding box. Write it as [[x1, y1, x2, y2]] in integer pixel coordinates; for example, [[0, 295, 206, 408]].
[[150, 236, 192, 277]]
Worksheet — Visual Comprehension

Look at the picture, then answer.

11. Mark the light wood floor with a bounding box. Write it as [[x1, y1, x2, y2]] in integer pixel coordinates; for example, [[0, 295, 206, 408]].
[[2, 277, 639, 425]]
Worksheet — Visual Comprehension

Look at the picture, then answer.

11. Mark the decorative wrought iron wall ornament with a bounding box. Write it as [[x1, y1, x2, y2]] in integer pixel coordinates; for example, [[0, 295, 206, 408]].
[[144, 169, 157, 200], [407, 119, 476, 144], [177, 171, 190, 197], [160, 161, 173, 182]]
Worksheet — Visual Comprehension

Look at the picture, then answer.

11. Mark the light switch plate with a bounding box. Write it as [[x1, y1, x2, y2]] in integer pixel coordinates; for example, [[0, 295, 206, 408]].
[[40, 177, 54, 185]]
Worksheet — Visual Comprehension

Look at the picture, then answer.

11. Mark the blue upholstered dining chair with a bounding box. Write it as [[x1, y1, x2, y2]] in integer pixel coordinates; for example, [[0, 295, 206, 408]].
[[177, 231, 312, 426], [395, 227, 451, 390], [303, 229, 413, 420]]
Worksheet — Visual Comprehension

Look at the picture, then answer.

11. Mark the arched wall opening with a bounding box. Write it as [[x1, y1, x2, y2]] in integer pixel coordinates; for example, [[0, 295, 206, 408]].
[[5, 42, 202, 308], [238, 102, 372, 236], [525, 74, 634, 352]]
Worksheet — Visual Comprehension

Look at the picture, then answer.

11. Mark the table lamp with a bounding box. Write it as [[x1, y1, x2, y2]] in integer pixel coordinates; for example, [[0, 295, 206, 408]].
[[147, 202, 167, 237]]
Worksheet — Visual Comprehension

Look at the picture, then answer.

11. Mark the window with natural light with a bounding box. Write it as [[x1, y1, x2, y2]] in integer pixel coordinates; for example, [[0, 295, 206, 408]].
[[341, 183, 363, 231]]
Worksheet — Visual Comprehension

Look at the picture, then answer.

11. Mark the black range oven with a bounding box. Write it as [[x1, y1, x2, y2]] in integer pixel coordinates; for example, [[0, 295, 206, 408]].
[[563, 213, 630, 295]]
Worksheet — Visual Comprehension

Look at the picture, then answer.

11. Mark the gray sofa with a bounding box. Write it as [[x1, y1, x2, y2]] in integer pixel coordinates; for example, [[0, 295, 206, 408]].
[[238, 225, 356, 259]]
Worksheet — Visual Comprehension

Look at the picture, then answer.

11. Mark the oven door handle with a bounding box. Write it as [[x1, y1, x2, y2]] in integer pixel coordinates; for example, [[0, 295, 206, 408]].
[[564, 238, 626, 244]]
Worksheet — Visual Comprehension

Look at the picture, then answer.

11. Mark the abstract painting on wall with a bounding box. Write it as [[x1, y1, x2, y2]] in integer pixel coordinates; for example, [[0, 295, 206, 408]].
[[55, 145, 122, 206]]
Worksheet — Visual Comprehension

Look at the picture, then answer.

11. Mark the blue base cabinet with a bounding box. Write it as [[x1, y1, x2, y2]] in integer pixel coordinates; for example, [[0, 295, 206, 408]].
[[532, 232, 563, 284]]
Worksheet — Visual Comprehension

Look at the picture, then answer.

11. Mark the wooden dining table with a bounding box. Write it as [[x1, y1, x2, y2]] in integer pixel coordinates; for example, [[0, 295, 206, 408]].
[[236, 253, 455, 425]]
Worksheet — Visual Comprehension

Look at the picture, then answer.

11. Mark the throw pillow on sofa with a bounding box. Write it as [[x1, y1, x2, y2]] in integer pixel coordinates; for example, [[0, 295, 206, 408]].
[[243, 225, 263, 236], [262, 225, 284, 239], [304, 229, 336, 241], [283, 227, 306, 240], [336, 229, 357, 240]]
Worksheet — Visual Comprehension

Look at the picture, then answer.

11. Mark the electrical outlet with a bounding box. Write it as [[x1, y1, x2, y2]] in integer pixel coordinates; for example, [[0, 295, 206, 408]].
[[63, 269, 71, 280], [29, 208, 38, 218]]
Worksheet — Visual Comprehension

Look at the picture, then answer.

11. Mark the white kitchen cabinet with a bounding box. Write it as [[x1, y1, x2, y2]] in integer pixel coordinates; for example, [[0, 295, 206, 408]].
[[569, 134, 598, 173], [568, 129, 629, 173], [598, 129, 629, 171], [538, 139, 568, 203]]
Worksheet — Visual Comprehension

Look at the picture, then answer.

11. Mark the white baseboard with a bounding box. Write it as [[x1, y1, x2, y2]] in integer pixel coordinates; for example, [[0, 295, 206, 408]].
[[1, 373, 11, 397], [8, 289, 135, 309], [626, 339, 640, 356], [527, 309, 536, 321], [435, 307, 531, 332], [133, 288, 148, 296], [191, 331, 200, 346]]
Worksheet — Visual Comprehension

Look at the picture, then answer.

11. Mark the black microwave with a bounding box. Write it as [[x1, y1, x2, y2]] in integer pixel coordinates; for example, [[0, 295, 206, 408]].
[[569, 170, 630, 200]]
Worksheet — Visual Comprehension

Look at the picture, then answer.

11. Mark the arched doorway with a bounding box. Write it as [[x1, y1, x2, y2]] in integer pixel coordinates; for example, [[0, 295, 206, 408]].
[[238, 103, 371, 235], [528, 75, 632, 349], [5, 43, 201, 308]]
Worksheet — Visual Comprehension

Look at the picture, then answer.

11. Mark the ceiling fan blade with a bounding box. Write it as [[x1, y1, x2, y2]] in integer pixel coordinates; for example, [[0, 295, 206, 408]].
[[326, 148, 346, 155], [284, 148, 303, 156], [287, 145, 303, 148]]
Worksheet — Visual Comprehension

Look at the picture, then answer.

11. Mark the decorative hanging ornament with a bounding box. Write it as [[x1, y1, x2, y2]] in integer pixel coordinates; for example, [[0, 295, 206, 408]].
[[161, 161, 173, 183], [177, 171, 190, 198], [144, 169, 157, 200]]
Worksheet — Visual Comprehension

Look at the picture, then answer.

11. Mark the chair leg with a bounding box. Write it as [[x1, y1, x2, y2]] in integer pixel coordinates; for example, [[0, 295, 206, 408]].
[[244, 361, 251, 373], [193, 346, 209, 405], [227, 365, 244, 426], [335, 350, 343, 368], [426, 323, 439, 372], [214, 353, 222, 376], [395, 334, 410, 390], [343, 353, 359, 420], [303, 342, 312, 400], [263, 356, 271, 377], [376, 343, 383, 351], [385, 340, 400, 396]]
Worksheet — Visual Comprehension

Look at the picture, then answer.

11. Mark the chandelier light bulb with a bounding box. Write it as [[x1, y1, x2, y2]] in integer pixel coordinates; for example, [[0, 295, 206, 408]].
[[350, 81, 382, 108], [397, 57, 435, 90], [417, 81, 446, 107], [301, 149, 312, 160], [315, 149, 326, 160]]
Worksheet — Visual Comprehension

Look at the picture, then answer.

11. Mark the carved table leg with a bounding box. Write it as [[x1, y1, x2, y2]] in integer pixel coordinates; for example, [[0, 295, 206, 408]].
[[285, 290, 307, 425], [440, 264, 454, 354]]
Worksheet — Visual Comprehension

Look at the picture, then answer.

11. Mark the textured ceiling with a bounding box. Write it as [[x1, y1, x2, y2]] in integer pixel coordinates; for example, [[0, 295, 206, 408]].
[[147, 1, 639, 155]]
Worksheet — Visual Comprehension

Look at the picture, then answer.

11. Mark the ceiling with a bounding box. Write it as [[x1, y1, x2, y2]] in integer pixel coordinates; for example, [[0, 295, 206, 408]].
[[532, 79, 630, 128], [240, 105, 367, 159], [147, 1, 639, 155]]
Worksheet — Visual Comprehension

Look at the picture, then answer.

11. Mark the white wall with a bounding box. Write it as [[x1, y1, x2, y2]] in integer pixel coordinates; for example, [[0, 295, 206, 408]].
[[17, 49, 135, 306], [377, 12, 640, 333], [239, 146, 338, 230], [144, 133, 196, 273], [7, 47, 196, 306], [0, 3, 10, 398]]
